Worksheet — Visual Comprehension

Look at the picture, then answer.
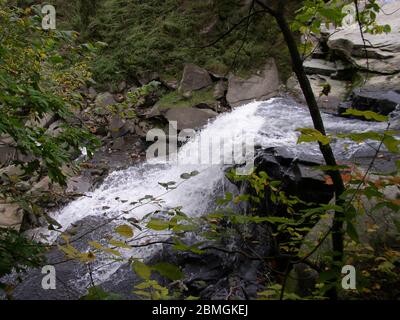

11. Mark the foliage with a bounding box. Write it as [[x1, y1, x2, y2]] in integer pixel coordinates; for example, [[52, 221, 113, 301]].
[[0, 227, 45, 280], [157, 89, 216, 110], [51, 105, 400, 300], [0, 4, 99, 186], [0, 3, 101, 290], [54, 0, 293, 84], [293, 0, 392, 55]]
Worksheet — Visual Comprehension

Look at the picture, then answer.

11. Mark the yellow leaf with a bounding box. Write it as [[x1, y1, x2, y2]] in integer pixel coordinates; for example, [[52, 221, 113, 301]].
[[115, 224, 134, 238], [109, 239, 132, 249]]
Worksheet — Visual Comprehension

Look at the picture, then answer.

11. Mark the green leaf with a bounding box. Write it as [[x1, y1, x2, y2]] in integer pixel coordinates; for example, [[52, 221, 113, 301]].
[[88, 241, 121, 256], [346, 222, 359, 242], [132, 261, 152, 280], [393, 219, 400, 233], [115, 224, 134, 238], [147, 219, 170, 231], [109, 239, 132, 249], [152, 262, 183, 280], [296, 128, 331, 145], [383, 135, 400, 153], [49, 55, 64, 64], [343, 109, 388, 122]]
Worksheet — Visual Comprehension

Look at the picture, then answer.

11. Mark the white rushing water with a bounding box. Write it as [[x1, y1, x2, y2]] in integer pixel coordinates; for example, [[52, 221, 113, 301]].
[[45, 98, 386, 237]]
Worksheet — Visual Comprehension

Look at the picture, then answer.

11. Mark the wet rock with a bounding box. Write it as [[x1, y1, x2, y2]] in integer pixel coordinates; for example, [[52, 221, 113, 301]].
[[254, 147, 333, 205], [339, 87, 400, 116], [8, 216, 118, 300], [179, 64, 213, 93], [226, 59, 280, 107]]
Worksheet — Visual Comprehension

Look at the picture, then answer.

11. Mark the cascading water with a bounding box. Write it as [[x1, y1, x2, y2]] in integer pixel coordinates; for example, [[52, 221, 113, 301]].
[[25, 98, 388, 294], [45, 98, 386, 236]]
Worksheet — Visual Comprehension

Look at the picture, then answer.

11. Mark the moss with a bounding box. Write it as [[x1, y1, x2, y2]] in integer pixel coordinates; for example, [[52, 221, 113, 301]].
[[157, 89, 216, 109], [53, 0, 295, 85]]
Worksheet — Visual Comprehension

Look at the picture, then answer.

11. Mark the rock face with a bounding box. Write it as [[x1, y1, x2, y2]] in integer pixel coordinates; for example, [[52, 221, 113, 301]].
[[178, 64, 213, 93], [226, 59, 280, 107], [287, 73, 350, 114], [95, 92, 117, 107], [164, 107, 218, 130], [0, 201, 23, 230], [94, 92, 117, 110], [327, 1, 400, 74], [303, 59, 351, 79], [108, 116, 127, 138], [339, 86, 400, 116], [254, 147, 334, 205], [213, 80, 227, 100]]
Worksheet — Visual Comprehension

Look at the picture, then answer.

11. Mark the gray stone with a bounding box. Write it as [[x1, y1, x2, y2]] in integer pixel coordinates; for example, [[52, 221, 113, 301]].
[[145, 105, 163, 119], [303, 58, 351, 79], [226, 59, 280, 107], [46, 121, 63, 137], [127, 85, 138, 94], [340, 87, 400, 116], [95, 92, 117, 109], [108, 116, 127, 138], [88, 87, 97, 100], [327, 1, 400, 74], [179, 64, 213, 93], [118, 81, 127, 92], [0, 201, 23, 230], [287, 73, 350, 114], [213, 80, 227, 99], [138, 72, 159, 86], [164, 107, 218, 130], [0, 165, 24, 178]]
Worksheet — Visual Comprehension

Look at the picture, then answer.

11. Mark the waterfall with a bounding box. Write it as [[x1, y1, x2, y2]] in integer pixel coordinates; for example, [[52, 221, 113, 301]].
[[12, 97, 388, 297], [42, 98, 386, 239]]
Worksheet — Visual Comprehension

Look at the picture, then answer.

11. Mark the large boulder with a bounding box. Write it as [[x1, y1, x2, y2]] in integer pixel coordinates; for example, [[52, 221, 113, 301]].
[[108, 116, 128, 138], [164, 107, 218, 130], [339, 86, 400, 116], [327, 1, 400, 74], [179, 64, 213, 93], [94, 92, 117, 115], [0, 201, 23, 230], [287, 73, 350, 114], [254, 147, 334, 205], [226, 59, 280, 107], [304, 58, 351, 80]]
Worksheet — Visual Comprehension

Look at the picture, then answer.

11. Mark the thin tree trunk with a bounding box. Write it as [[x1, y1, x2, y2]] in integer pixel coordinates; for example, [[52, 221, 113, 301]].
[[273, 11, 346, 298]]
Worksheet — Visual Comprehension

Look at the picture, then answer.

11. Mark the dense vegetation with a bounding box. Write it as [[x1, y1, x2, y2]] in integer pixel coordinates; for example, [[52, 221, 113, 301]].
[[0, 0, 399, 301], [50, 0, 296, 86]]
